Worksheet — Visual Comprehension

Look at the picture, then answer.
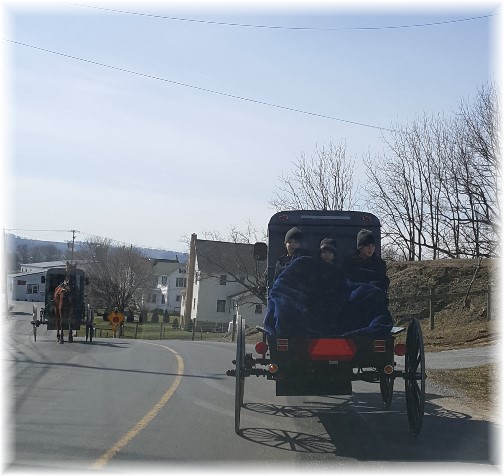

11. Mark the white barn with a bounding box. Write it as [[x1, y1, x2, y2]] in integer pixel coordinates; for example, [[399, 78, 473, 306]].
[[8, 260, 70, 303]]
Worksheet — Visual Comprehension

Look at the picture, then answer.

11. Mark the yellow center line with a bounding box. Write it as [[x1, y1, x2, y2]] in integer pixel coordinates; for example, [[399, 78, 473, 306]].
[[91, 342, 184, 469]]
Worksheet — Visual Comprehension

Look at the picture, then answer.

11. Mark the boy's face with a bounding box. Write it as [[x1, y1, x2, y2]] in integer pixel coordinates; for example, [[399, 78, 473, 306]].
[[359, 243, 375, 259], [286, 239, 301, 255], [320, 249, 334, 263]]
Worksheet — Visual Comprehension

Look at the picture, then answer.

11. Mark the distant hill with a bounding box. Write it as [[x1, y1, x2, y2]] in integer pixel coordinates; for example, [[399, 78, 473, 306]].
[[5, 233, 188, 263]]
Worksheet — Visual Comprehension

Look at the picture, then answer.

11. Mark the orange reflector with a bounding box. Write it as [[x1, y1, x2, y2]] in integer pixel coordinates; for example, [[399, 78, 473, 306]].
[[268, 364, 279, 374], [255, 341, 268, 355], [308, 339, 357, 361], [384, 364, 394, 375], [394, 343, 407, 356]]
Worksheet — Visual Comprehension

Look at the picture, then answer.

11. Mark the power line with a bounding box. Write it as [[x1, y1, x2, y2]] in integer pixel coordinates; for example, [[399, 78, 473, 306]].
[[5, 39, 393, 131], [70, 4, 495, 31]]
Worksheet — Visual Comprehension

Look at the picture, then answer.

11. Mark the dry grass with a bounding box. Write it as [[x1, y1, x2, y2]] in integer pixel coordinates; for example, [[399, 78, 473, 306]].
[[427, 364, 496, 414]]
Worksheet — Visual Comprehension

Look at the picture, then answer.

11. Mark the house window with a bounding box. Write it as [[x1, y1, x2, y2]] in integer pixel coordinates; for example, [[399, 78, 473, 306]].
[[17, 280, 26, 285], [175, 295, 181, 302], [150, 294, 157, 303], [152, 276, 159, 286], [161, 276, 168, 285], [216, 300, 226, 312], [219, 274, 227, 285], [255, 304, 263, 314], [27, 284, 39, 294], [41, 276, 45, 283], [176, 278, 187, 287], [161, 294, 166, 304], [179, 267, 186, 274]]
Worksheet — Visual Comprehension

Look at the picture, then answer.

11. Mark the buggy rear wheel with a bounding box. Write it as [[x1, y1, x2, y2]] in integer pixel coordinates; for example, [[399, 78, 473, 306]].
[[380, 373, 394, 408], [32, 304, 38, 342], [405, 318, 425, 436], [234, 315, 246, 434], [85, 305, 94, 343]]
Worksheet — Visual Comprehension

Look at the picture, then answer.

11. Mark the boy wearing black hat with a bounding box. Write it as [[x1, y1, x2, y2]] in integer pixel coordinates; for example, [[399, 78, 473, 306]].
[[273, 227, 310, 280], [342, 229, 390, 292]]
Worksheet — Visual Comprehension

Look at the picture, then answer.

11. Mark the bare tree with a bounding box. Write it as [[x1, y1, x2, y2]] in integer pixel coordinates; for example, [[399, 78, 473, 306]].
[[76, 238, 154, 312], [365, 83, 499, 260], [269, 140, 357, 211]]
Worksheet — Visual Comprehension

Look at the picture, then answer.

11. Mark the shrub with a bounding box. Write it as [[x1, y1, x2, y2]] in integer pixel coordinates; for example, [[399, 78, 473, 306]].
[[172, 317, 179, 329], [126, 309, 135, 323], [151, 308, 160, 323], [138, 309, 147, 323], [163, 309, 170, 323]]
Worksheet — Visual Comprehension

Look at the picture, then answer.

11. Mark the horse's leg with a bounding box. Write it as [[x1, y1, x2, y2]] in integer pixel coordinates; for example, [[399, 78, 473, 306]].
[[58, 301, 64, 344], [55, 306, 61, 342]]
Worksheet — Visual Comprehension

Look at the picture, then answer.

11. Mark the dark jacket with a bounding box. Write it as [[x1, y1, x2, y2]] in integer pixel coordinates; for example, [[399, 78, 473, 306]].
[[274, 248, 311, 280], [342, 251, 390, 292]]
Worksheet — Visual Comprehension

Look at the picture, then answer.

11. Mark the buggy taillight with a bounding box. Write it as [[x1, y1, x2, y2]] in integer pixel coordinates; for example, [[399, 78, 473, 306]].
[[255, 341, 269, 355], [394, 343, 406, 356], [308, 338, 357, 361]]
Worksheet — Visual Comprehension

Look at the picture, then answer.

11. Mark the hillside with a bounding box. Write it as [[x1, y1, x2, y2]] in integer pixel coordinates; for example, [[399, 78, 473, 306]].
[[387, 258, 496, 349], [5, 233, 188, 263]]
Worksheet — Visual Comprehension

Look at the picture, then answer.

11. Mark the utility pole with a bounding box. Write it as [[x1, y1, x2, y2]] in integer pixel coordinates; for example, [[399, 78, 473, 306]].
[[70, 230, 76, 264]]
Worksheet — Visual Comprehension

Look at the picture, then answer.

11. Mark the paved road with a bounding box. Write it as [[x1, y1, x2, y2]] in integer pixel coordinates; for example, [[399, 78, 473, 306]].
[[426, 345, 499, 369], [5, 310, 497, 471]]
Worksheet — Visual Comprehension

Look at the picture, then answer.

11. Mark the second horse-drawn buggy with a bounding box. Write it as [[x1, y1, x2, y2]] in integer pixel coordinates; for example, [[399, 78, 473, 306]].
[[227, 210, 426, 436], [31, 262, 95, 343]]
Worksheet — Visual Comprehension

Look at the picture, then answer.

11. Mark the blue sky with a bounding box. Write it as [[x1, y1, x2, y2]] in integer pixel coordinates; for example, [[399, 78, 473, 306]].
[[1, 0, 500, 253]]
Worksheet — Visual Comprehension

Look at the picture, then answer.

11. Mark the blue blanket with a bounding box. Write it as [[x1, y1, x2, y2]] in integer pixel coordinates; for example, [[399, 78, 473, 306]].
[[263, 256, 393, 338]]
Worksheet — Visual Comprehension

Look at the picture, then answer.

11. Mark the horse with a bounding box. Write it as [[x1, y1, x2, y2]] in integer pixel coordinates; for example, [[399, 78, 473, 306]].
[[53, 263, 80, 344]]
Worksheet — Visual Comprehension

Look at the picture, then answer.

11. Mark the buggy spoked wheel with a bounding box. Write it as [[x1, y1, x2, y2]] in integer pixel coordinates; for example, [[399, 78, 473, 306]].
[[31, 305, 38, 342], [380, 373, 394, 408], [85, 305, 94, 343], [234, 315, 246, 434], [405, 318, 426, 436]]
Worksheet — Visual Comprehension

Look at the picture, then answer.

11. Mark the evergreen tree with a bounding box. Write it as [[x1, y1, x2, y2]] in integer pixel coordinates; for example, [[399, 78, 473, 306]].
[[126, 308, 135, 323], [163, 309, 170, 324]]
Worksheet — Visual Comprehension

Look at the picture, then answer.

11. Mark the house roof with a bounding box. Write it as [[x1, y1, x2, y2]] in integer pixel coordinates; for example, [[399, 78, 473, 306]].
[[20, 260, 70, 269], [195, 240, 264, 277], [151, 260, 184, 275], [9, 271, 46, 278]]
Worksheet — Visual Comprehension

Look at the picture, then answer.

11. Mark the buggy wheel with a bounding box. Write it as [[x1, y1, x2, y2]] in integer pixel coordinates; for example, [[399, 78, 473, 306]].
[[85, 305, 93, 343], [32, 305, 38, 342], [234, 315, 246, 434], [405, 318, 426, 436], [380, 373, 394, 408]]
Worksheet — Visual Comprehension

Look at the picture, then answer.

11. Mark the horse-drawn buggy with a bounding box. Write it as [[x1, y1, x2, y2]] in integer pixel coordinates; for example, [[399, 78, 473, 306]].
[[31, 262, 95, 343], [227, 210, 426, 435]]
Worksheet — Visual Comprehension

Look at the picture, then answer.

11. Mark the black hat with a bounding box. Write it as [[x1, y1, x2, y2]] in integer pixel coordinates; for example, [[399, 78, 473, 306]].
[[284, 227, 302, 243], [320, 238, 337, 253], [357, 229, 375, 248]]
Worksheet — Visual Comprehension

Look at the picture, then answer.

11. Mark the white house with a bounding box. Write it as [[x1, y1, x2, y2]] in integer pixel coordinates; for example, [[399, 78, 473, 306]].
[[180, 239, 266, 329], [143, 259, 187, 313]]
